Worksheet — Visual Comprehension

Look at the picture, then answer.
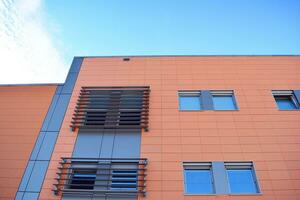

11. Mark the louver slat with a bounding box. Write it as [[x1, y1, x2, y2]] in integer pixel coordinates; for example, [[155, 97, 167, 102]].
[[53, 157, 147, 197], [71, 86, 150, 131]]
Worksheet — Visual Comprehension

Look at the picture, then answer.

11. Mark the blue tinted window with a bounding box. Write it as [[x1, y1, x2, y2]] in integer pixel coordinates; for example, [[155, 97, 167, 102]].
[[275, 96, 298, 110], [70, 169, 96, 190], [111, 170, 138, 191], [212, 95, 236, 110], [227, 169, 258, 194], [179, 96, 201, 110], [184, 169, 214, 194]]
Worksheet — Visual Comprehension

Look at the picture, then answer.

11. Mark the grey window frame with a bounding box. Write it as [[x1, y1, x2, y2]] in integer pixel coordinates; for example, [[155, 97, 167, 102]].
[[178, 91, 202, 111], [183, 162, 215, 195], [210, 90, 238, 110], [224, 161, 261, 195], [68, 162, 98, 190], [272, 90, 300, 110], [182, 161, 261, 196]]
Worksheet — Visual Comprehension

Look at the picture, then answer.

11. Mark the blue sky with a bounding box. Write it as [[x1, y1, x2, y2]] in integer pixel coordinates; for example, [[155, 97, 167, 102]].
[[1, 0, 300, 83]]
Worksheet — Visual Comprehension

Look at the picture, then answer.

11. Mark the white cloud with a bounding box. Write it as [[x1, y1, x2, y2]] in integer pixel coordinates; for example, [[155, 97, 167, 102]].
[[0, 0, 68, 84]]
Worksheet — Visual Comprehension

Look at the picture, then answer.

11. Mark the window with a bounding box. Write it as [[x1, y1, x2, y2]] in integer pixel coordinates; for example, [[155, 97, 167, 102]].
[[225, 162, 259, 194], [182, 161, 260, 195], [70, 169, 97, 190], [179, 91, 201, 110], [66, 161, 141, 192], [55, 157, 147, 197], [211, 91, 237, 110], [111, 169, 138, 191], [183, 162, 214, 194], [273, 90, 299, 110]]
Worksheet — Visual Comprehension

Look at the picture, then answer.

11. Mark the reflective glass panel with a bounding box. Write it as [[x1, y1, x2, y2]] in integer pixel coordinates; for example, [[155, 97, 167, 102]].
[[179, 96, 201, 110], [227, 169, 258, 193], [212, 95, 237, 110], [184, 169, 214, 194], [275, 96, 298, 110]]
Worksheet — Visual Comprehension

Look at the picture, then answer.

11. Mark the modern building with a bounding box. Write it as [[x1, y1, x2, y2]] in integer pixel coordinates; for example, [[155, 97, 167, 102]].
[[0, 56, 300, 200]]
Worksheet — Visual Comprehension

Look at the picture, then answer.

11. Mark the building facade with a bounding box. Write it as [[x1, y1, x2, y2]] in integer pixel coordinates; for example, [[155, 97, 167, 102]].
[[0, 56, 300, 200]]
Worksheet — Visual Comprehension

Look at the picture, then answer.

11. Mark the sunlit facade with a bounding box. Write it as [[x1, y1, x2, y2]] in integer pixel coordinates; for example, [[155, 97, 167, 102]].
[[0, 56, 300, 200]]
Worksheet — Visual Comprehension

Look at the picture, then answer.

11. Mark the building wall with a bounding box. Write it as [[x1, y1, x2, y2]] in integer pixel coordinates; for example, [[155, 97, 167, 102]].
[[39, 56, 300, 200], [0, 85, 57, 199]]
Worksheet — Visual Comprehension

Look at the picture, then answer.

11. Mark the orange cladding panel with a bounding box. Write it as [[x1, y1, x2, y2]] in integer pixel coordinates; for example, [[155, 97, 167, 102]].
[[0, 85, 56, 199], [40, 56, 300, 200]]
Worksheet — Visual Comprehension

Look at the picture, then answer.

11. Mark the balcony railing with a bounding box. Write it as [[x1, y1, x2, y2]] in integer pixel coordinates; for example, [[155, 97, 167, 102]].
[[54, 157, 147, 197]]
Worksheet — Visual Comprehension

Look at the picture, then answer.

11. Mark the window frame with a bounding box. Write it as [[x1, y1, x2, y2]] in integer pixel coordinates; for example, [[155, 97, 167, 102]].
[[225, 161, 261, 195], [272, 90, 300, 110], [183, 162, 215, 195], [211, 90, 238, 111], [68, 162, 98, 190], [182, 161, 261, 196], [178, 91, 202, 111]]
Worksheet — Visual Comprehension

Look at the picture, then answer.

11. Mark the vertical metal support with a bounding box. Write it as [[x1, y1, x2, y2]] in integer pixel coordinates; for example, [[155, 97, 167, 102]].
[[201, 90, 214, 110], [293, 90, 300, 105], [212, 162, 229, 194]]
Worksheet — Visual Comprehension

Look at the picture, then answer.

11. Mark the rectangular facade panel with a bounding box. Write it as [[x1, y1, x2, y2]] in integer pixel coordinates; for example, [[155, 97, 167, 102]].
[[61, 72, 78, 94], [55, 85, 63, 95], [18, 161, 35, 191], [46, 94, 71, 132], [22, 192, 39, 200], [36, 132, 58, 161], [29, 132, 46, 161], [99, 131, 116, 158], [72, 132, 104, 158], [26, 161, 49, 192], [112, 131, 141, 158], [69, 57, 84, 73], [15, 192, 24, 200], [40, 94, 60, 132]]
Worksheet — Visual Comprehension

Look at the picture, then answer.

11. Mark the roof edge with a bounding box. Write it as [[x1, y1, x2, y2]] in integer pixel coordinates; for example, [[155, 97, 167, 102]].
[[77, 54, 300, 58], [0, 83, 62, 87]]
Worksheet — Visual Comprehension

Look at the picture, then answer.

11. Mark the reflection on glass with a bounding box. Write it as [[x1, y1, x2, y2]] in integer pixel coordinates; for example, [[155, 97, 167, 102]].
[[212, 95, 236, 110], [179, 96, 201, 110], [275, 96, 298, 110], [184, 169, 214, 194], [227, 169, 258, 194]]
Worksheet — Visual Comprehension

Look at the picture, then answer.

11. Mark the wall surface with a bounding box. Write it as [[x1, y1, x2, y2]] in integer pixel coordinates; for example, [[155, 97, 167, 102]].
[[0, 85, 57, 199], [39, 56, 300, 200]]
